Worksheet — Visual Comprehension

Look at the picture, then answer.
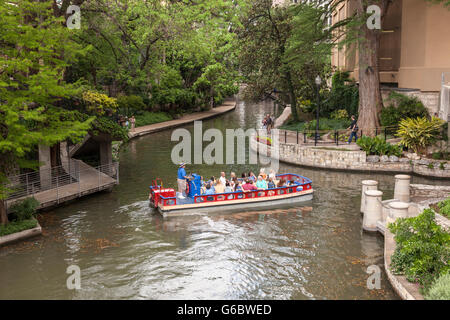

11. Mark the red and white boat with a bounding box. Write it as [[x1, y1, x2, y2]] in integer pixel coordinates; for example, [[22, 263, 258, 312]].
[[149, 173, 313, 218]]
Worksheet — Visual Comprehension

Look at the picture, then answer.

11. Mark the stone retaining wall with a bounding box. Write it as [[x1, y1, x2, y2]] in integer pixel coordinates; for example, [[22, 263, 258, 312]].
[[251, 138, 450, 178]]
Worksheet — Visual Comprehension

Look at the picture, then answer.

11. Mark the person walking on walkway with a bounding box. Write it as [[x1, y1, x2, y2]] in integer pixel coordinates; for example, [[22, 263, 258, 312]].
[[347, 115, 359, 144], [130, 116, 136, 132]]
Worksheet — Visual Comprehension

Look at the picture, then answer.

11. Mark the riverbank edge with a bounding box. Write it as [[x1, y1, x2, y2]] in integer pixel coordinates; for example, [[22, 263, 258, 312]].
[[128, 100, 237, 140], [251, 137, 450, 299], [0, 221, 42, 247], [250, 137, 450, 180]]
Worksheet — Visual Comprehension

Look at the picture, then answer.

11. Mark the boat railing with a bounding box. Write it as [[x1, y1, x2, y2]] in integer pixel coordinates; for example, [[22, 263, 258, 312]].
[[157, 173, 312, 207]]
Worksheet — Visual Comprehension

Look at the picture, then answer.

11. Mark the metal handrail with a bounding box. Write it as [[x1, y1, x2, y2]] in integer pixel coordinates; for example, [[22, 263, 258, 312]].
[[4, 161, 119, 201]]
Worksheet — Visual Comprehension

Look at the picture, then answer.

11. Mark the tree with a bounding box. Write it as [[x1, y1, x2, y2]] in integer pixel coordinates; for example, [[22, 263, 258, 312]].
[[0, 0, 93, 224]]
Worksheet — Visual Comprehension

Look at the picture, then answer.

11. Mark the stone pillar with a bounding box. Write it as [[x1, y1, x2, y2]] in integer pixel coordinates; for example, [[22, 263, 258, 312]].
[[99, 141, 112, 167], [394, 174, 411, 202], [38, 144, 52, 190], [361, 180, 378, 213], [387, 201, 410, 226], [363, 190, 383, 232]]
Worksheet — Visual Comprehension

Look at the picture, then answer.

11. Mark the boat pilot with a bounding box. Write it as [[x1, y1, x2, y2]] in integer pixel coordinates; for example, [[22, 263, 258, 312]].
[[177, 162, 188, 199]]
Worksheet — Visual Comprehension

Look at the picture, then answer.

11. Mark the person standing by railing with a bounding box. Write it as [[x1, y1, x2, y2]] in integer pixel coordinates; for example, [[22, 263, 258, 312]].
[[347, 115, 359, 144]]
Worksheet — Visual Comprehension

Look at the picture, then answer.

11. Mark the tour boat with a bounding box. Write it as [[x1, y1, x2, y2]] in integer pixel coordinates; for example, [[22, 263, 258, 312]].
[[149, 173, 313, 218]]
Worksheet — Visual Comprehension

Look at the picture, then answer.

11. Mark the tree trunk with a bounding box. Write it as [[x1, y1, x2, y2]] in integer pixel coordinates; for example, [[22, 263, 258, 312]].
[[0, 200, 8, 226], [286, 71, 299, 122], [356, 1, 384, 136]]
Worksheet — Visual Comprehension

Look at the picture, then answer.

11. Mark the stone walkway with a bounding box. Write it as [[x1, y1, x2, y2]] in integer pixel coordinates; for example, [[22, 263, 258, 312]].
[[128, 100, 237, 139]]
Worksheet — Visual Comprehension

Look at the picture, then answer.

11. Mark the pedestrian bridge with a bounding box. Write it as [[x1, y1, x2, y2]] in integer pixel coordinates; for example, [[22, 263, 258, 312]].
[[4, 159, 119, 213]]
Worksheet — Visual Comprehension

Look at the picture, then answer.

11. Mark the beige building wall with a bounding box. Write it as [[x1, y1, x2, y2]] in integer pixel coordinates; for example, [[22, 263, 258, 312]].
[[332, 0, 450, 93]]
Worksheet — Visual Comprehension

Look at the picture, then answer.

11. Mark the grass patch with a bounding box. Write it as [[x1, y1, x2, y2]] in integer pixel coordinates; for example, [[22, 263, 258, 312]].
[[0, 218, 38, 237], [135, 111, 173, 127]]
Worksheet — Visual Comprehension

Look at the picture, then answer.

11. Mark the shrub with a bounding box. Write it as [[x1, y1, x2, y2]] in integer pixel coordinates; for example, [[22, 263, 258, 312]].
[[425, 273, 450, 300], [438, 198, 450, 218], [356, 135, 402, 157], [323, 71, 359, 117], [330, 109, 349, 120], [82, 91, 118, 116], [397, 117, 445, 154], [380, 92, 430, 128], [117, 95, 146, 116], [0, 218, 38, 237], [388, 209, 450, 291], [9, 197, 40, 221]]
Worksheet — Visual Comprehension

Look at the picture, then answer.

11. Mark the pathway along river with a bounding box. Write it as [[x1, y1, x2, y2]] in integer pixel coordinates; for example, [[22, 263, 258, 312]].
[[1, 98, 448, 299]]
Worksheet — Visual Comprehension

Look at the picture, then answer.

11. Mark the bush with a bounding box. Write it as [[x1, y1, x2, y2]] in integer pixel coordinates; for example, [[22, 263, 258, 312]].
[[356, 135, 402, 157], [0, 218, 38, 237], [425, 273, 450, 300], [117, 95, 146, 116], [134, 111, 173, 127], [9, 197, 40, 221], [380, 92, 430, 128], [388, 209, 450, 291], [323, 71, 359, 117], [397, 117, 445, 154], [82, 90, 118, 116], [330, 109, 349, 120], [438, 198, 450, 218]]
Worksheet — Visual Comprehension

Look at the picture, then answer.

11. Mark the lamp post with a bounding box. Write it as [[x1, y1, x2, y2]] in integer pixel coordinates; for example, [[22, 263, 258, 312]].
[[314, 75, 322, 146]]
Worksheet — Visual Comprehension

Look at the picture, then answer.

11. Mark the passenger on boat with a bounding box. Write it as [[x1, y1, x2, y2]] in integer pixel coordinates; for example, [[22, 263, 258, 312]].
[[241, 172, 247, 179], [259, 168, 267, 180], [215, 179, 225, 194], [219, 172, 227, 185], [267, 178, 276, 189], [256, 175, 268, 189], [235, 181, 243, 192], [277, 178, 286, 187], [177, 162, 188, 199], [230, 172, 236, 180], [248, 171, 257, 182], [203, 183, 215, 195], [242, 179, 257, 192], [224, 181, 233, 193]]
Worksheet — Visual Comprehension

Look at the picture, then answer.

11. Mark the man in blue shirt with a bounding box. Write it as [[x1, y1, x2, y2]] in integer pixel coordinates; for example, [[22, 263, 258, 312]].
[[177, 162, 188, 199]]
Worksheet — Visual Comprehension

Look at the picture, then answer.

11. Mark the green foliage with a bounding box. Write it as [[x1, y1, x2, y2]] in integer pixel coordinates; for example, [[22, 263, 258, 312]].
[[92, 117, 129, 142], [9, 197, 40, 221], [82, 91, 118, 116], [397, 117, 445, 154], [323, 71, 359, 117], [117, 95, 146, 116], [330, 109, 349, 121], [380, 92, 430, 128], [438, 198, 450, 218], [356, 135, 402, 157], [134, 112, 173, 127], [432, 152, 450, 160], [0, 0, 93, 202], [425, 273, 450, 300], [388, 209, 450, 291], [0, 218, 38, 237], [280, 118, 350, 136]]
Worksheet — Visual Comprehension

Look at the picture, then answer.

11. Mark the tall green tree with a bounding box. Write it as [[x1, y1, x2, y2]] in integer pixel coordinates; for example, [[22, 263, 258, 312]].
[[0, 0, 93, 224]]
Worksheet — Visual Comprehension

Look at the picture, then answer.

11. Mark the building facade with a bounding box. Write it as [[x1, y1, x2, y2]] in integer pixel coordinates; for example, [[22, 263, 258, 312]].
[[331, 0, 450, 117]]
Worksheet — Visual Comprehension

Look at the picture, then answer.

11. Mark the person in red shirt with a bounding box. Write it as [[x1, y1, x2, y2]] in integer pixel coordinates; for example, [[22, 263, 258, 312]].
[[242, 179, 257, 192]]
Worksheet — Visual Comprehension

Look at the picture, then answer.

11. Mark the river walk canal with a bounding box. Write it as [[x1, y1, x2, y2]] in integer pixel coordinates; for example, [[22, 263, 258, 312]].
[[0, 98, 447, 300]]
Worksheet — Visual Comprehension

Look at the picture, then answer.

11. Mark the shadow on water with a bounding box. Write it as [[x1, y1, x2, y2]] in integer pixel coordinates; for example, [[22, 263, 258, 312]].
[[1, 97, 448, 299]]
